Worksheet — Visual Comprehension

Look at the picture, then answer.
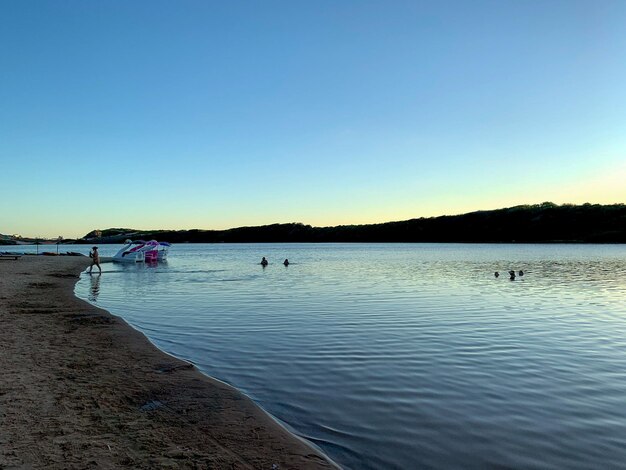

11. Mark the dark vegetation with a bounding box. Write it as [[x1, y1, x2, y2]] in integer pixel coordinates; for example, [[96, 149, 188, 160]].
[[78, 203, 626, 244]]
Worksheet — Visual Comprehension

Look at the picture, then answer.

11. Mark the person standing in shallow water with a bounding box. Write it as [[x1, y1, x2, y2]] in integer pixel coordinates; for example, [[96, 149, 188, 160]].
[[89, 246, 102, 274], [260, 257, 268, 267]]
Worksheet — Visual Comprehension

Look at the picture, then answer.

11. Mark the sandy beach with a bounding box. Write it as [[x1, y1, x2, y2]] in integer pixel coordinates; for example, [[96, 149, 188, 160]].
[[0, 256, 337, 469]]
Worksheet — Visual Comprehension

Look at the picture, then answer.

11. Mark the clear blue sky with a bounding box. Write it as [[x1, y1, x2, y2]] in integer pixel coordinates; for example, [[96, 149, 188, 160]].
[[1, 1, 625, 238]]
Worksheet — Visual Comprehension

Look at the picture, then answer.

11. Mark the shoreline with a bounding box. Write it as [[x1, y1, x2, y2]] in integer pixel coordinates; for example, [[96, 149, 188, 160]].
[[0, 256, 338, 469]]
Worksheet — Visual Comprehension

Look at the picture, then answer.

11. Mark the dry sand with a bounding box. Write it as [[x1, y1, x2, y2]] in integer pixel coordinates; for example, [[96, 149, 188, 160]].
[[0, 256, 338, 469]]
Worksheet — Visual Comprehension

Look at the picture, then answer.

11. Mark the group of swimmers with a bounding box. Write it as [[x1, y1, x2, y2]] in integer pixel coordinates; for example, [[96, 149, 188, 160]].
[[260, 257, 289, 267], [495, 270, 524, 280]]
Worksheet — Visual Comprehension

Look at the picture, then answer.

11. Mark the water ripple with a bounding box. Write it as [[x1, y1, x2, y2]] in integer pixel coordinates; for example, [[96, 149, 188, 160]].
[[76, 243, 626, 469]]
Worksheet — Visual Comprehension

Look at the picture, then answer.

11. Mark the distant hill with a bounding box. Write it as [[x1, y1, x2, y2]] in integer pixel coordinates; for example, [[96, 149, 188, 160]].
[[78, 203, 626, 244], [0, 234, 67, 245], [0, 234, 17, 245]]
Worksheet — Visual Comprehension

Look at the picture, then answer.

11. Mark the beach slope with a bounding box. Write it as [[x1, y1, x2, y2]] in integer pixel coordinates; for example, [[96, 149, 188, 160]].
[[0, 256, 337, 469]]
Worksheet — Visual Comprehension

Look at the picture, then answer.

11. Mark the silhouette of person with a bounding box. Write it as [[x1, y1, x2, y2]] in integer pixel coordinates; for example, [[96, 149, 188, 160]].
[[89, 246, 102, 274], [494, 271, 499, 278], [261, 257, 268, 267], [283, 259, 289, 266]]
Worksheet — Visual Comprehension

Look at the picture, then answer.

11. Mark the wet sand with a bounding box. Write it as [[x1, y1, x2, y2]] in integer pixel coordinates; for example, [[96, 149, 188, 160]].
[[0, 256, 338, 469]]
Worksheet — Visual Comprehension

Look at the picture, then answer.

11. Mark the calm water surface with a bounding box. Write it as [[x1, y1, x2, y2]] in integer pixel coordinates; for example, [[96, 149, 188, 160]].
[[59, 243, 626, 468]]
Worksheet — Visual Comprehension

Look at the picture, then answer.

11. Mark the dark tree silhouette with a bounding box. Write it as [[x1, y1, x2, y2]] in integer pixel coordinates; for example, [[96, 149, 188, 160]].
[[78, 203, 626, 244]]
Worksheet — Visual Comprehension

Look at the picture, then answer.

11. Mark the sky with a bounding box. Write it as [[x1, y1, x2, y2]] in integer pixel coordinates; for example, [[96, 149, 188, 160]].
[[1, 0, 625, 238]]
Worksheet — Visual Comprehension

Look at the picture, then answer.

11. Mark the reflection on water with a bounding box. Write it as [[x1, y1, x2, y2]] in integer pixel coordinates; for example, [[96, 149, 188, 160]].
[[88, 273, 101, 302], [76, 243, 626, 470]]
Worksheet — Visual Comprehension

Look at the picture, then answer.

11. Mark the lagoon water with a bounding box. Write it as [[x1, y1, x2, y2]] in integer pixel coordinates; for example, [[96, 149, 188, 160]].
[[56, 243, 626, 468]]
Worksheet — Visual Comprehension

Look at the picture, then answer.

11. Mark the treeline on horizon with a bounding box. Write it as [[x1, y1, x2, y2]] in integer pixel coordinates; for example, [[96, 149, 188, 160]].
[[77, 203, 626, 244]]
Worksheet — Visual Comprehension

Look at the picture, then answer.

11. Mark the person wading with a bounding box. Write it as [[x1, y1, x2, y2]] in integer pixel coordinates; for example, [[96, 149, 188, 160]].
[[89, 246, 102, 274]]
